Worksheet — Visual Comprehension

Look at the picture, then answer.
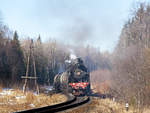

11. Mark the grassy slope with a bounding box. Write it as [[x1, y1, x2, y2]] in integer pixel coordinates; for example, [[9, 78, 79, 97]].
[[0, 89, 67, 113], [66, 97, 150, 113]]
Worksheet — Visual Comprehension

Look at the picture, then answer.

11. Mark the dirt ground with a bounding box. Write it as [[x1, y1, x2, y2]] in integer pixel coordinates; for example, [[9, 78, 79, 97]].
[[0, 88, 67, 113], [65, 97, 150, 113]]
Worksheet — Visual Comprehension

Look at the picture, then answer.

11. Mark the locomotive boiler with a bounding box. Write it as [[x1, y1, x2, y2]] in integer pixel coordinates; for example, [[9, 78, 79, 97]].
[[53, 57, 90, 95]]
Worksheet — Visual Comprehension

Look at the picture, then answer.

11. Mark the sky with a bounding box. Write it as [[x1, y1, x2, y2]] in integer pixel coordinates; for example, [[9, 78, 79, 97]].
[[0, 0, 149, 52]]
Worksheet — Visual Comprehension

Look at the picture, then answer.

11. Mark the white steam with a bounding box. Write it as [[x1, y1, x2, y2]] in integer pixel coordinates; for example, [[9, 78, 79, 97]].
[[65, 49, 77, 63], [70, 54, 77, 60]]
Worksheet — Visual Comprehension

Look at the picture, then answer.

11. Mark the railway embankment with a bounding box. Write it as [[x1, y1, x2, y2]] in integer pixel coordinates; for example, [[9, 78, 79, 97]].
[[67, 97, 150, 113], [0, 88, 67, 113]]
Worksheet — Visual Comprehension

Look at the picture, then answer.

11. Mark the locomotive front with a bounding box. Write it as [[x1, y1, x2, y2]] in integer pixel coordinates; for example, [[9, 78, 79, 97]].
[[53, 57, 91, 96], [67, 58, 90, 95]]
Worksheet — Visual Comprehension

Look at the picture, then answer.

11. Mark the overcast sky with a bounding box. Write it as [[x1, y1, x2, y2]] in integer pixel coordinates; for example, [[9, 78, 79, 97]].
[[0, 0, 149, 52]]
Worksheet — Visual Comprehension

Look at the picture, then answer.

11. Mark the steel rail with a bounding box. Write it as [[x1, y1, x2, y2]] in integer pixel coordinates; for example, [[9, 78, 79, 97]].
[[14, 93, 75, 113], [39, 96, 90, 113], [14, 94, 90, 113]]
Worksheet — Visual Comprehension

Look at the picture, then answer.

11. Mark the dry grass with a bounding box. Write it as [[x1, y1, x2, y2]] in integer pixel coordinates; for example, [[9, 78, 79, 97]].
[[0, 88, 67, 113], [65, 97, 150, 113]]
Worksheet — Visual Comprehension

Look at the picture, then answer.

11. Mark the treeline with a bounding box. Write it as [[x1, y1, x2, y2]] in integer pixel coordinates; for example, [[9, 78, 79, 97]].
[[111, 2, 150, 108], [90, 2, 150, 109], [0, 22, 110, 87], [0, 26, 25, 87], [0, 28, 70, 86]]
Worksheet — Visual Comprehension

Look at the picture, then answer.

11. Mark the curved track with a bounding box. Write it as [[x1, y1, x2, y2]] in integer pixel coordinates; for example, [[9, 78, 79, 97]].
[[15, 94, 90, 113]]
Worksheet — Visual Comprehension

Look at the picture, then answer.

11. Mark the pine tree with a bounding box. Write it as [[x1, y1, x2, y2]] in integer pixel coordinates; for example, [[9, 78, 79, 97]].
[[13, 31, 19, 43], [9, 31, 25, 85], [37, 34, 42, 44]]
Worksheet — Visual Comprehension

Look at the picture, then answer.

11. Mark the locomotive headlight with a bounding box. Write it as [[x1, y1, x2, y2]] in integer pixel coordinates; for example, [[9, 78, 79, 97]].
[[76, 71, 80, 75]]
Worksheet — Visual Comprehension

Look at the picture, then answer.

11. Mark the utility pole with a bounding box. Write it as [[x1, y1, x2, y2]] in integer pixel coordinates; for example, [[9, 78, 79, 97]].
[[22, 39, 39, 94]]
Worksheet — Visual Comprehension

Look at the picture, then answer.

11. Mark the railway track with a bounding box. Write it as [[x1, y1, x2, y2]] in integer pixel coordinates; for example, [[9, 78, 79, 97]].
[[15, 94, 90, 113]]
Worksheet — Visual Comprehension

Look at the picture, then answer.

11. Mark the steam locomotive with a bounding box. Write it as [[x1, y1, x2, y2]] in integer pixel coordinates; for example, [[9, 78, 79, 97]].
[[53, 57, 90, 96]]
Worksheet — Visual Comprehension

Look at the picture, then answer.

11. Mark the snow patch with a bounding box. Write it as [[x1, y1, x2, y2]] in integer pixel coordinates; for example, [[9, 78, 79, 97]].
[[29, 104, 35, 107], [0, 103, 5, 105], [8, 101, 15, 105], [44, 86, 53, 91], [0, 90, 12, 95], [33, 92, 38, 96], [16, 96, 26, 100]]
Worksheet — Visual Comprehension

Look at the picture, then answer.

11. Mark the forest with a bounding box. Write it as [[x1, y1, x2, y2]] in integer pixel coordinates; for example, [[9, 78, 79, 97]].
[[0, 2, 150, 110], [0, 23, 110, 86]]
